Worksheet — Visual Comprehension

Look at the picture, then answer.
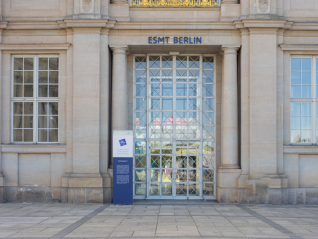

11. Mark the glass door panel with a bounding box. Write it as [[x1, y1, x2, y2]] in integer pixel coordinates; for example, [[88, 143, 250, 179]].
[[133, 54, 216, 199]]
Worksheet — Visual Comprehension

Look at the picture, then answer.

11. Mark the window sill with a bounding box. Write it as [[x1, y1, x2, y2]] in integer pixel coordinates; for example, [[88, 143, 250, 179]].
[[283, 145, 318, 154], [1, 144, 66, 153]]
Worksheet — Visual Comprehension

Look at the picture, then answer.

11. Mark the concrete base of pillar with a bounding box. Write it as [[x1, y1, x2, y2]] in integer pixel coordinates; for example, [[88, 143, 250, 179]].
[[217, 168, 241, 203], [61, 173, 104, 203]]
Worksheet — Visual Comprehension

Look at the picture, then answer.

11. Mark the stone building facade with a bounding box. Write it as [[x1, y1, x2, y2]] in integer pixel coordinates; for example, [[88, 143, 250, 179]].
[[0, 0, 318, 204]]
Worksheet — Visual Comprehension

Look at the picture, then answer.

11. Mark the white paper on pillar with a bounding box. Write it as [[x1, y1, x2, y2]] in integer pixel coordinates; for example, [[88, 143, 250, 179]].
[[113, 131, 133, 158]]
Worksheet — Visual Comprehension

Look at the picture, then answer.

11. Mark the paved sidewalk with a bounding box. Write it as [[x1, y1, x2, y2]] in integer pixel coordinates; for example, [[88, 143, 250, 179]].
[[0, 202, 317, 239]]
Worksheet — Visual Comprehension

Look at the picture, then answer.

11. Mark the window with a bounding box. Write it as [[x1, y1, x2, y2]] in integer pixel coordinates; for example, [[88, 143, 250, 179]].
[[12, 56, 59, 143], [290, 56, 317, 144]]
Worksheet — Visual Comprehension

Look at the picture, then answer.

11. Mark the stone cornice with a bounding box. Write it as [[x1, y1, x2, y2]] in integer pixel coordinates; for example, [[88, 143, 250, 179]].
[[283, 145, 318, 154], [279, 44, 318, 51], [113, 21, 236, 30], [0, 43, 71, 50], [290, 22, 318, 30], [1, 144, 67, 153], [234, 20, 293, 30], [0, 20, 116, 30], [60, 19, 116, 29]]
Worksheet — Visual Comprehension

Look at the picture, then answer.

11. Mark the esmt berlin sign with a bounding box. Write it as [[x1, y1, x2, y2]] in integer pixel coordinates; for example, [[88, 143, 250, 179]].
[[113, 130, 133, 205]]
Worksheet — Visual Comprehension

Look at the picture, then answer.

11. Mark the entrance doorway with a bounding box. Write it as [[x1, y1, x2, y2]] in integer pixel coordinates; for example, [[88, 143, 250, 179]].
[[133, 54, 215, 199]]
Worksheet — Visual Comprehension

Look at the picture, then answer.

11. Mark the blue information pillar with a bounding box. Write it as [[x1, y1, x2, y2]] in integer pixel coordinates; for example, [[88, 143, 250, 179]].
[[113, 131, 133, 205]]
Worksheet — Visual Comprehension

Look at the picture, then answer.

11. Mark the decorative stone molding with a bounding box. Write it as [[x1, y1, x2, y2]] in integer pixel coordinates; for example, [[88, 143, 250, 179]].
[[81, 0, 94, 13], [257, 0, 271, 14], [221, 0, 238, 4], [0, 43, 71, 50], [279, 44, 318, 51], [111, 0, 128, 4]]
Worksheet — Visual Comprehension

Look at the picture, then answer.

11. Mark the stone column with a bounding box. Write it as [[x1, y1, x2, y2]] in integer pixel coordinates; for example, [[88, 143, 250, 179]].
[[221, 46, 240, 169], [110, 46, 129, 131], [217, 45, 241, 203]]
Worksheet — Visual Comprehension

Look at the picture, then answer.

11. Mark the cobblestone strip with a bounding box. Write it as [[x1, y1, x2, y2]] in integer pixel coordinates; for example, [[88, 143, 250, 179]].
[[237, 205, 304, 239], [50, 204, 110, 239]]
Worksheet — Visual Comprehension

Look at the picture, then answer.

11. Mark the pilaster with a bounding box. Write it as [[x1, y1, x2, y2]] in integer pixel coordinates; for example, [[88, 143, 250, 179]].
[[67, 26, 103, 203], [110, 45, 129, 169], [217, 45, 241, 203]]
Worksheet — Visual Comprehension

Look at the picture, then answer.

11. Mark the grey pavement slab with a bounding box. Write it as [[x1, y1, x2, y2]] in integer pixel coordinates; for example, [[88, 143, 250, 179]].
[[0, 203, 317, 238]]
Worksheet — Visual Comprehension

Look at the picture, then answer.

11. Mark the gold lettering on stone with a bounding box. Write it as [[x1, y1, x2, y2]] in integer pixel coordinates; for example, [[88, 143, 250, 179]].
[[130, 0, 220, 8]]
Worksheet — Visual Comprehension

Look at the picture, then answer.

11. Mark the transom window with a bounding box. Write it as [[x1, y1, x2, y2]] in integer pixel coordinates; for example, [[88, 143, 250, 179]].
[[133, 54, 216, 199], [12, 56, 59, 143], [290, 56, 318, 144]]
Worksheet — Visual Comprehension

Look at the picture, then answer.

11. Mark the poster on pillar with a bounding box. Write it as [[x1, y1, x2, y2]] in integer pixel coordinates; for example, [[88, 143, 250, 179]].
[[113, 130, 133, 205]]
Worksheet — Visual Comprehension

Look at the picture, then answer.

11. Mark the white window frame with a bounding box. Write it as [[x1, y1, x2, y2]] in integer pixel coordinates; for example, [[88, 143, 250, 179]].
[[290, 55, 317, 145], [11, 55, 59, 144]]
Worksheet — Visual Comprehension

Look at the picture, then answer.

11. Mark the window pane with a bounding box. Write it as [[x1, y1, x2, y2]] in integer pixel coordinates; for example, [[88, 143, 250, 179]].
[[302, 72, 311, 85], [203, 84, 213, 97], [13, 116, 22, 128], [291, 71, 301, 84], [38, 129, 48, 142], [291, 85, 301, 98], [38, 116, 47, 128], [291, 130, 301, 143], [135, 184, 146, 195], [291, 117, 300, 130], [302, 85, 311, 98], [24, 129, 33, 142], [49, 129, 58, 142], [38, 102, 48, 115], [13, 129, 23, 142], [49, 103, 58, 115], [176, 84, 187, 96], [24, 58, 34, 70], [24, 71, 33, 84], [39, 58, 48, 70], [14, 71, 23, 83], [203, 57, 214, 70], [136, 84, 146, 97], [302, 103, 311, 116], [39, 85, 48, 97], [301, 117, 311, 130], [14, 58, 23, 71], [14, 85, 23, 97], [49, 58, 59, 70], [302, 58, 311, 71], [49, 71, 58, 83], [162, 98, 172, 110], [49, 116, 58, 128], [24, 102, 33, 114], [291, 103, 301, 116], [151, 84, 160, 96], [24, 116, 33, 128], [176, 98, 187, 110], [49, 85, 58, 97], [301, 130, 311, 143], [162, 84, 172, 96], [39, 71, 48, 83], [13, 102, 23, 115], [24, 85, 33, 97]]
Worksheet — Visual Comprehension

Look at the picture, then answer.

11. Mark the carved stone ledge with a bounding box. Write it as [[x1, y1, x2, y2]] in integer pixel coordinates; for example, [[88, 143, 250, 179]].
[[111, 0, 128, 4]]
